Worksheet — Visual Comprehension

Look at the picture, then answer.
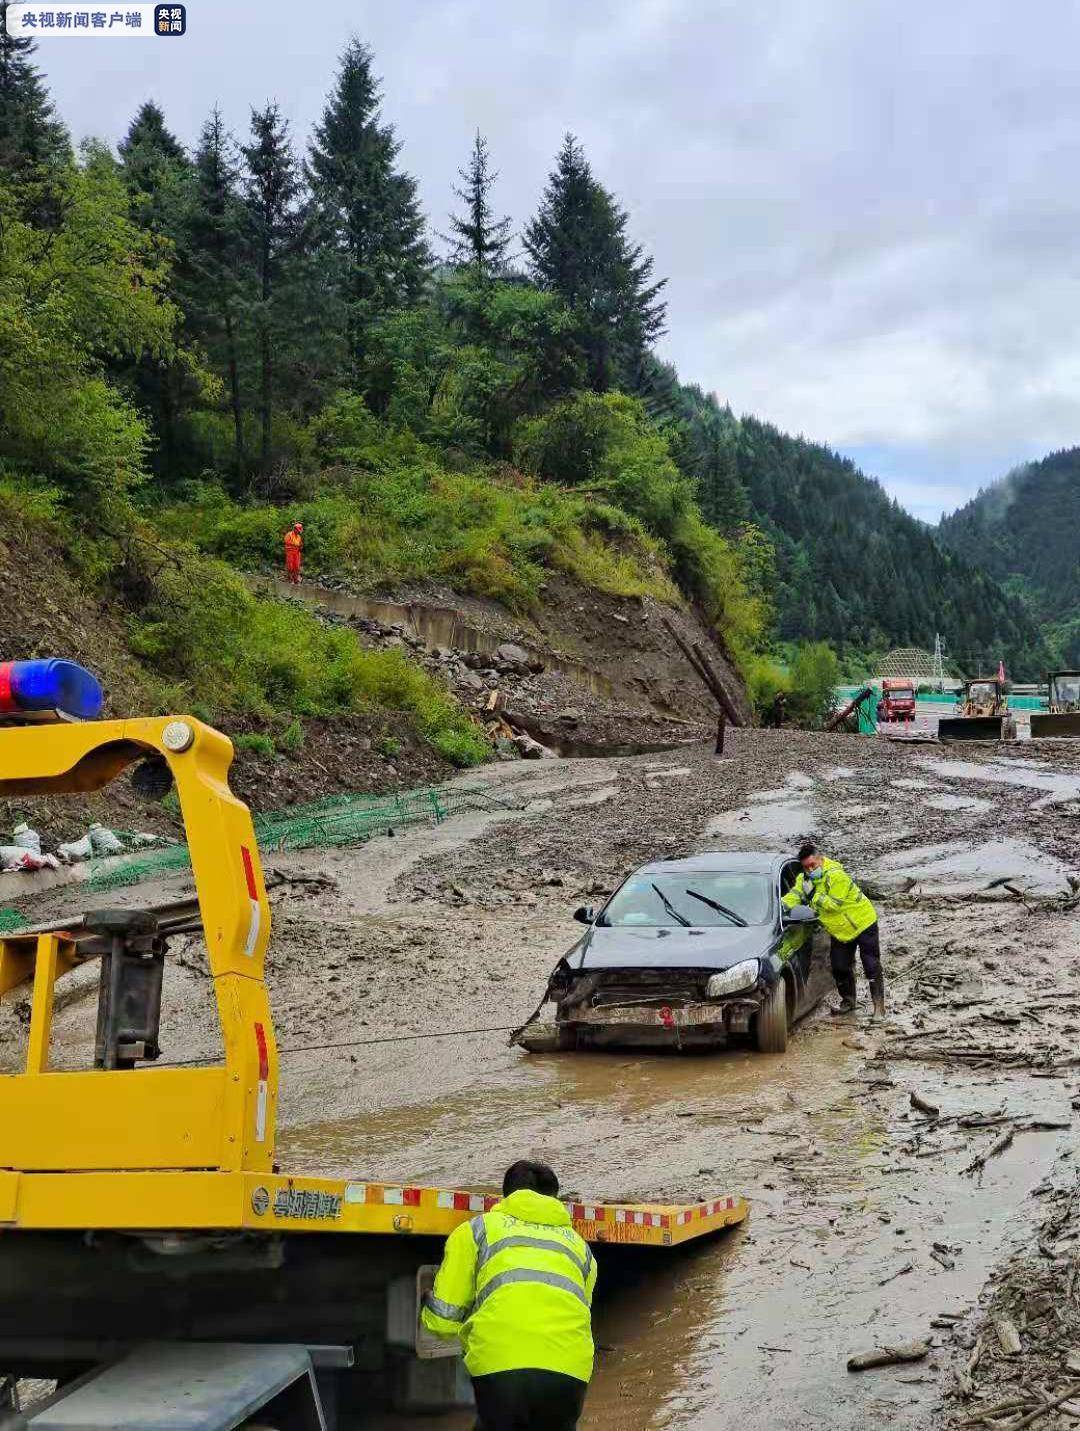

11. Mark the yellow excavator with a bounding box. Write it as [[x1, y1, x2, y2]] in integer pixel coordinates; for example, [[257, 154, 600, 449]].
[[1030, 671, 1080, 739], [0, 661, 746, 1428], [938, 675, 1017, 743]]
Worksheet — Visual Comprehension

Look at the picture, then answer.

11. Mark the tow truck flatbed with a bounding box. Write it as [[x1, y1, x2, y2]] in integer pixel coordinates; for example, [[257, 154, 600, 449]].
[[0, 710, 747, 1422], [0, 1166, 745, 1245]]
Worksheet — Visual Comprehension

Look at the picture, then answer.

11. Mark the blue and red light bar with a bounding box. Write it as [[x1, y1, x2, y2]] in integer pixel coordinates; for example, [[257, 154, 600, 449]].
[[0, 660, 103, 721]]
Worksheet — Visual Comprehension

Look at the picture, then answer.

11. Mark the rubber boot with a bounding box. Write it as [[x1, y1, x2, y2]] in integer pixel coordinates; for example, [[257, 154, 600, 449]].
[[830, 997, 857, 1016], [869, 976, 886, 1020]]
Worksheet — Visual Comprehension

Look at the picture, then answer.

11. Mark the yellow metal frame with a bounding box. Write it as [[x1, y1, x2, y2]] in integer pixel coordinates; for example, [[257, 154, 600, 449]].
[[0, 718, 275, 1186], [0, 717, 747, 1248]]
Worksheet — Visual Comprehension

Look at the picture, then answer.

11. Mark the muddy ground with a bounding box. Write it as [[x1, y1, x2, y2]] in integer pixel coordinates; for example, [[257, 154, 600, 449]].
[[3, 729, 1080, 1430]]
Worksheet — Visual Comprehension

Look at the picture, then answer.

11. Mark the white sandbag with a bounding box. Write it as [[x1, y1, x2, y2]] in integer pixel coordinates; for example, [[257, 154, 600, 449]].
[[12, 823, 41, 855], [58, 833, 94, 863], [88, 823, 124, 856]]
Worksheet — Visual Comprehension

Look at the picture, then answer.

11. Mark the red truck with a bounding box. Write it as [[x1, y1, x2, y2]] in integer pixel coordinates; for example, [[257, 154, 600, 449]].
[[876, 678, 916, 723]]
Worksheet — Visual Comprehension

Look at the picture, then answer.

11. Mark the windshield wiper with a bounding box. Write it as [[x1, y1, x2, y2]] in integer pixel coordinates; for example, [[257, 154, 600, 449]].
[[650, 882, 691, 927], [684, 888, 748, 927]]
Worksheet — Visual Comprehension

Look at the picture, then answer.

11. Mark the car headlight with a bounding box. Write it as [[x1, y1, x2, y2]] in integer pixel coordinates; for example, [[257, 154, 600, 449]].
[[706, 960, 760, 998]]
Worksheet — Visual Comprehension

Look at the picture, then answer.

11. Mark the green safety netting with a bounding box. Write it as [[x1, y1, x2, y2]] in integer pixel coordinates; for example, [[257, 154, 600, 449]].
[[0, 908, 27, 933], [84, 781, 515, 894]]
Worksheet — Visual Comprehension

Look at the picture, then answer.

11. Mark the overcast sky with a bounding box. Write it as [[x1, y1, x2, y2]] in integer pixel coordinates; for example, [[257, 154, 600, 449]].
[[29, 0, 1080, 521]]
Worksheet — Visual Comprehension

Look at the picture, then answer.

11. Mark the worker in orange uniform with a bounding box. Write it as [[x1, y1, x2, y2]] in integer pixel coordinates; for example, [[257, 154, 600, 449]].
[[283, 522, 303, 584], [422, 1160, 596, 1429]]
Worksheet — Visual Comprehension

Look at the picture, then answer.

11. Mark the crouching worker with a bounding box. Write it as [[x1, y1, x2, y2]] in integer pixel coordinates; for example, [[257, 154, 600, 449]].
[[421, 1160, 596, 1430], [784, 840, 885, 1017]]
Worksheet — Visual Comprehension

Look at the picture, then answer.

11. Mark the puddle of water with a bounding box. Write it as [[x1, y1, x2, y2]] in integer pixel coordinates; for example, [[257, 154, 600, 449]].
[[785, 772, 816, 789], [923, 793, 992, 813], [704, 799, 815, 844], [920, 756, 1080, 809], [892, 779, 939, 791], [311, 1023, 1074, 1431], [875, 836, 1070, 894], [825, 766, 857, 781]]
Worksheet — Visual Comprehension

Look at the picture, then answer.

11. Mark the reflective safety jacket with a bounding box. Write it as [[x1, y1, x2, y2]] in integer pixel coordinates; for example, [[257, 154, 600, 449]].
[[783, 856, 877, 941], [420, 1188, 597, 1382]]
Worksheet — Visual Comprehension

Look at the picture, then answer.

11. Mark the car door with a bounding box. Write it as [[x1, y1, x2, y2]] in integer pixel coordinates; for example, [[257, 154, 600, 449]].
[[795, 861, 833, 1006], [778, 859, 814, 1011]]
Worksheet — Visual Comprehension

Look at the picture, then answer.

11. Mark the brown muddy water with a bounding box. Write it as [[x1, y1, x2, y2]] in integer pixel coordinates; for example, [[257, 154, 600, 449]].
[[8, 738, 1078, 1430], [282, 946, 1074, 1428], [275, 750, 1080, 1430]]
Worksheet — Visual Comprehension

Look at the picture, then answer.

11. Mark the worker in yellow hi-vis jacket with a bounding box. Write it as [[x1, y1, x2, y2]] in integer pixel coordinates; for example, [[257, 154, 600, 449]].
[[783, 840, 885, 1018], [421, 1160, 596, 1430]]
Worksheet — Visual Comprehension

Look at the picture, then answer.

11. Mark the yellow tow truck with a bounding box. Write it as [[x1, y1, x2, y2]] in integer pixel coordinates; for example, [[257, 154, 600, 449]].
[[0, 673, 747, 1428]]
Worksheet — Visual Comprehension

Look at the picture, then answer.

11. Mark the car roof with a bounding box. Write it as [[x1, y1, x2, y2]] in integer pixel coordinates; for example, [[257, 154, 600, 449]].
[[633, 851, 790, 876]]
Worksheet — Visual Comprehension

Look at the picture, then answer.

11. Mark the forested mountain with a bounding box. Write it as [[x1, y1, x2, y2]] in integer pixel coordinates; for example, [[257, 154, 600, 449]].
[[634, 360, 1047, 677], [0, 13, 1047, 708], [938, 448, 1080, 666]]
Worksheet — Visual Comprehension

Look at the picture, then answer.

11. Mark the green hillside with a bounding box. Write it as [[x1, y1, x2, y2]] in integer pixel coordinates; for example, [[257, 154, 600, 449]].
[[635, 360, 1048, 678], [938, 448, 1080, 665], [0, 16, 1048, 724]]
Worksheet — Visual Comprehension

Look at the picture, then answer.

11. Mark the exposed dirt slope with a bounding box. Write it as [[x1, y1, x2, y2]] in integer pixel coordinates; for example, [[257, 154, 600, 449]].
[[266, 569, 744, 754], [0, 529, 459, 844]]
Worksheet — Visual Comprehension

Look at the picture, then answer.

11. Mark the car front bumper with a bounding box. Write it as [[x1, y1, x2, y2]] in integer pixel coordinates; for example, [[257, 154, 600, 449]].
[[557, 994, 763, 1046]]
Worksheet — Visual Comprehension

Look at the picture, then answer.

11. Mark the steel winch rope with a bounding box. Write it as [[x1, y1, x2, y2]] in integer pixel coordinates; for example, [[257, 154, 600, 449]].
[[164, 1022, 520, 1067]]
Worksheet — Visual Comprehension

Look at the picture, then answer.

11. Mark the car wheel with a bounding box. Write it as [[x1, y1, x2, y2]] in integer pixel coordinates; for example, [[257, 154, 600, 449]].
[[755, 978, 788, 1054]]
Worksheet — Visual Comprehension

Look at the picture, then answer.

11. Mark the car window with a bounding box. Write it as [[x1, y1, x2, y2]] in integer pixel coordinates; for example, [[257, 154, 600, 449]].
[[780, 861, 801, 896], [601, 872, 773, 927]]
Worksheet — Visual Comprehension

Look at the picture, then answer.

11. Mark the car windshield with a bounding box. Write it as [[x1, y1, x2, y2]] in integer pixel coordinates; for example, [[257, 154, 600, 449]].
[[600, 872, 773, 928], [887, 687, 914, 701], [1052, 677, 1080, 706], [968, 682, 996, 702]]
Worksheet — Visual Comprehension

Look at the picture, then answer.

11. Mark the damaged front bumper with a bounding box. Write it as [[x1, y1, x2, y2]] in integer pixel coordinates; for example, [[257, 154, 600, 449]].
[[554, 993, 763, 1048]]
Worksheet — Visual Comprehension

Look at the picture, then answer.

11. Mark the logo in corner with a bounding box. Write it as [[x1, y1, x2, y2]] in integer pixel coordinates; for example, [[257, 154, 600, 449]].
[[251, 1186, 270, 1216]]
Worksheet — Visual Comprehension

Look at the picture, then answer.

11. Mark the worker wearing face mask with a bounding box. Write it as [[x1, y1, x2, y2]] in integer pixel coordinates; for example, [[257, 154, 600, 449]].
[[783, 840, 884, 1017]]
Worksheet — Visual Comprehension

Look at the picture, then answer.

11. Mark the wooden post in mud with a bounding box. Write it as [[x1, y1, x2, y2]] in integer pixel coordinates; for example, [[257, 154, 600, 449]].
[[715, 713, 726, 757], [661, 617, 743, 729], [692, 643, 743, 730]]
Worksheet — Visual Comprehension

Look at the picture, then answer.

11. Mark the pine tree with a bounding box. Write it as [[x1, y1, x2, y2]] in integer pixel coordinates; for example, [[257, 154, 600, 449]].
[[242, 102, 303, 472], [306, 39, 429, 366], [0, 4, 70, 221], [113, 101, 194, 479], [182, 107, 251, 467], [442, 131, 513, 281], [524, 134, 666, 391], [118, 100, 188, 216]]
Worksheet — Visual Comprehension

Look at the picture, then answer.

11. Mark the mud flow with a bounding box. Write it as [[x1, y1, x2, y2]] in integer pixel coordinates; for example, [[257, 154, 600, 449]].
[[5, 731, 1079, 1429]]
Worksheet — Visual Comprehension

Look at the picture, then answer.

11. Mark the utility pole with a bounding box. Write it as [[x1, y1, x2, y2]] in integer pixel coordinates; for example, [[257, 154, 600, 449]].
[[933, 633, 946, 693]]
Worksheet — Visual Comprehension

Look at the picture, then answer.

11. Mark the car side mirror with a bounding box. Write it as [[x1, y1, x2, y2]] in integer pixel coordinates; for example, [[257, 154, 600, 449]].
[[573, 905, 596, 925], [782, 904, 817, 925]]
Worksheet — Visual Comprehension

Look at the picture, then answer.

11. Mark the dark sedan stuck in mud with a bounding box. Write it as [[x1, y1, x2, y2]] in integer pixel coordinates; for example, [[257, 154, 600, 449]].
[[516, 852, 832, 1053]]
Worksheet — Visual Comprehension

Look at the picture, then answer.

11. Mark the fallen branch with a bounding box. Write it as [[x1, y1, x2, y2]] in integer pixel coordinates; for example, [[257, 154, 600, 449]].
[[964, 1128, 1015, 1177], [1007, 1381, 1080, 1430], [848, 1340, 930, 1372], [955, 1397, 1036, 1426], [911, 1090, 941, 1118]]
